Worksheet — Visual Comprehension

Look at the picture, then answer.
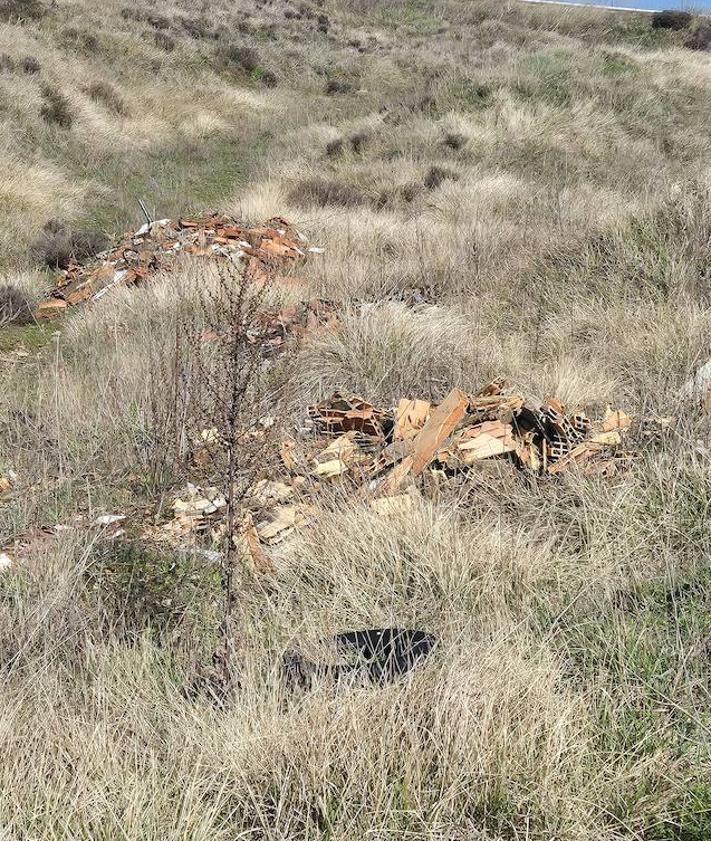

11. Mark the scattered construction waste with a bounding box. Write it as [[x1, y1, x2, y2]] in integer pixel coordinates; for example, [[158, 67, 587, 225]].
[[0, 470, 17, 500], [283, 628, 437, 690], [35, 215, 319, 319], [252, 298, 341, 354], [150, 379, 634, 564], [143, 479, 314, 573]]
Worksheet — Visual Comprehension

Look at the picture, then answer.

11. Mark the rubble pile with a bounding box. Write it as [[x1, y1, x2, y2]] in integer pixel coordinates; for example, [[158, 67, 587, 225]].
[[307, 380, 633, 487], [154, 379, 634, 564], [35, 215, 320, 319]]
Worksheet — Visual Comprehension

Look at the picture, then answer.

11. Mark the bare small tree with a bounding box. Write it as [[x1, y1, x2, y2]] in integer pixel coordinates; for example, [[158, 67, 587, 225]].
[[149, 258, 278, 693]]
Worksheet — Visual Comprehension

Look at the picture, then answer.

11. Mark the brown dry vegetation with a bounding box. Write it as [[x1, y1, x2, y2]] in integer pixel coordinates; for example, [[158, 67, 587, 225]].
[[1, 0, 711, 838]]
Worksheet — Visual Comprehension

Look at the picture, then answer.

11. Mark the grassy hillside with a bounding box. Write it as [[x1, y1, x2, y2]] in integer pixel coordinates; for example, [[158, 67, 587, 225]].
[[1, 0, 711, 838]]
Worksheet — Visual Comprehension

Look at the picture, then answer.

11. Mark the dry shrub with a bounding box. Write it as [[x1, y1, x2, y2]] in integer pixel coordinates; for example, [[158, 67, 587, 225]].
[[0, 0, 43, 21], [288, 176, 367, 209], [221, 43, 260, 72], [20, 55, 40, 73], [39, 84, 74, 128], [442, 129, 466, 150], [423, 164, 457, 190], [260, 68, 278, 88], [349, 130, 369, 154], [0, 283, 33, 325], [119, 5, 143, 23], [30, 220, 108, 269], [146, 12, 170, 30], [179, 15, 215, 39], [651, 10, 692, 31], [85, 80, 128, 115], [154, 31, 175, 51], [325, 78, 353, 94], [60, 26, 100, 53], [325, 137, 344, 157], [684, 23, 711, 51]]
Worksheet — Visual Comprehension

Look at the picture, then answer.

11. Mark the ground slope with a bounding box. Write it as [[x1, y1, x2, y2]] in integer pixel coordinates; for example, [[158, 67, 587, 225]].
[[1, 1, 711, 839]]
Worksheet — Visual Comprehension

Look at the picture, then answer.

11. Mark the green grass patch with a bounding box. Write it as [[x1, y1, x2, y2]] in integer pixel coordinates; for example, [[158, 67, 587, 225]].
[[0, 322, 56, 353], [86, 540, 221, 647], [68, 129, 271, 235], [601, 52, 638, 77]]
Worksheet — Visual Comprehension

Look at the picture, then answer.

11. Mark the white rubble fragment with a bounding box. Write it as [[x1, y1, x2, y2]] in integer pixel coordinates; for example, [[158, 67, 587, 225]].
[[681, 359, 711, 403], [0, 553, 12, 572]]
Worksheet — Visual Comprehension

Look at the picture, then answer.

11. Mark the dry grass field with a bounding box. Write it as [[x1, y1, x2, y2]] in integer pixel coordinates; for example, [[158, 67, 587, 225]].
[[1, 0, 711, 838]]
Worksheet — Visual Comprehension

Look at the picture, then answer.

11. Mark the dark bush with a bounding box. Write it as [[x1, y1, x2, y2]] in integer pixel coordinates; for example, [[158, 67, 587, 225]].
[[325, 137, 344, 157], [684, 23, 711, 51], [0, 284, 33, 326], [20, 55, 40, 74], [349, 131, 369, 154], [375, 182, 423, 210], [61, 26, 100, 53], [424, 165, 457, 190], [0, 0, 43, 22], [85, 80, 128, 115], [284, 7, 300, 18], [317, 12, 329, 32], [146, 12, 170, 29], [400, 182, 423, 203], [40, 85, 74, 128], [30, 219, 108, 269], [221, 43, 259, 71], [30, 220, 73, 269], [261, 68, 278, 87], [652, 10, 692, 30], [0, 53, 14, 72], [443, 131, 467, 151], [288, 177, 367, 209], [120, 6, 144, 22], [325, 78, 353, 95], [418, 94, 437, 114], [179, 15, 215, 39], [154, 31, 175, 51]]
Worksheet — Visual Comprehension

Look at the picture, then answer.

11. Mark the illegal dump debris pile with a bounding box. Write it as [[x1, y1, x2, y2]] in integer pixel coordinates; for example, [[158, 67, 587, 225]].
[[35, 215, 319, 319], [155, 379, 634, 562]]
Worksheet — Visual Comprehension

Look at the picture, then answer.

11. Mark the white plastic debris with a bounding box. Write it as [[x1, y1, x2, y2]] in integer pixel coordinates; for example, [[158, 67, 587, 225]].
[[93, 514, 126, 526], [0, 553, 12, 572]]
